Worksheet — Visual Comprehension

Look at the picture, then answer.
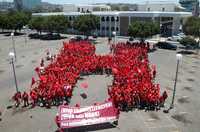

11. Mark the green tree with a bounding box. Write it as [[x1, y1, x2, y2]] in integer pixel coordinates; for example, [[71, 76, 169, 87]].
[[29, 16, 45, 34], [74, 14, 100, 36], [183, 17, 200, 38], [183, 16, 200, 53], [128, 21, 160, 41], [45, 15, 69, 34], [0, 11, 30, 32], [0, 13, 9, 32], [29, 15, 69, 34], [179, 36, 198, 49]]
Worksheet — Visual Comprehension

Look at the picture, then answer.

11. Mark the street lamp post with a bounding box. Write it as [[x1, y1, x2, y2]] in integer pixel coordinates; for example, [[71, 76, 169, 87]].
[[9, 52, 19, 92], [164, 54, 182, 113], [198, 29, 200, 55], [23, 26, 27, 45], [170, 53, 183, 109], [11, 32, 17, 61], [159, 24, 162, 42]]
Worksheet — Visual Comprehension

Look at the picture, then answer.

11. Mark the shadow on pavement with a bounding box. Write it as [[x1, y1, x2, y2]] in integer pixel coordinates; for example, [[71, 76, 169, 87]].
[[177, 50, 195, 55]]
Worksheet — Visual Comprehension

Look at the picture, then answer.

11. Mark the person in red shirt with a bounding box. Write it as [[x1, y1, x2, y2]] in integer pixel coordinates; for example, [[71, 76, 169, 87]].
[[159, 91, 168, 107], [31, 77, 36, 87], [30, 90, 38, 108], [12, 92, 21, 107], [152, 64, 157, 79], [40, 58, 44, 67], [22, 91, 29, 107]]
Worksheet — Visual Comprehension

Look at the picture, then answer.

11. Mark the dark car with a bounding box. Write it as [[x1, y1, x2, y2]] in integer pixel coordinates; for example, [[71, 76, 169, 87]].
[[156, 42, 177, 50], [93, 34, 98, 39], [70, 36, 84, 41], [129, 37, 134, 41], [76, 36, 83, 41]]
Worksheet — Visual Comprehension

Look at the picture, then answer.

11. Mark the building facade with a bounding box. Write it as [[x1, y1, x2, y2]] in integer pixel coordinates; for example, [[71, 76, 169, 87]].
[[179, 0, 199, 16], [33, 11, 191, 37], [14, 0, 41, 10], [137, 2, 185, 12], [0, 1, 13, 11], [63, 4, 111, 13]]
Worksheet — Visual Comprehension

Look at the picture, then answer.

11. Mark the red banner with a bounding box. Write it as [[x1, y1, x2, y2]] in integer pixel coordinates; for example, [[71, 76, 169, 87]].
[[59, 102, 119, 128]]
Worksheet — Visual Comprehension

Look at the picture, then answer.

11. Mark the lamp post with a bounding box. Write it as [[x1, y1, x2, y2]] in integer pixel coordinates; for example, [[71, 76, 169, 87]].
[[112, 31, 116, 45], [164, 54, 182, 113], [23, 26, 27, 45], [170, 54, 182, 109], [159, 23, 162, 41], [11, 32, 17, 61], [198, 29, 200, 55], [9, 52, 19, 92]]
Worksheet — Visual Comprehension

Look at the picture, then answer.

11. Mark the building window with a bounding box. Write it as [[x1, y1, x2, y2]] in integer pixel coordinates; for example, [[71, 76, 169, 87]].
[[102, 27, 105, 30], [162, 8, 165, 12], [111, 17, 114, 22], [116, 17, 119, 22], [106, 16, 110, 21], [116, 27, 119, 31], [69, 16, 72, 21], [148, 8, 150, 11], [101, 17, 105, 22], [111, 27, 115, 31], [78, 8, 80, 12], [106, 27, 109, 31]]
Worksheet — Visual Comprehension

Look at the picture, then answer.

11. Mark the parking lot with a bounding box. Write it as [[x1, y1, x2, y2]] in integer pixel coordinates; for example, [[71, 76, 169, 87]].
[[0, 34, 199, 132]]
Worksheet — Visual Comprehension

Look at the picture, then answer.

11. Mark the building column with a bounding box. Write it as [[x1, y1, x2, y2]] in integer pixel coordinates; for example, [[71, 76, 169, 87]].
[[118, 16, 121, 36], [129, 16, 131, 25], [114, 16, 117, 35], [109, 16, 112, 37], [105, 17, 107, 37]]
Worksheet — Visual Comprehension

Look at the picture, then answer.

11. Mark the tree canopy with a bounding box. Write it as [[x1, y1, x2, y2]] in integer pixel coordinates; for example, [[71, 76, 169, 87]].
[[183, 16, 200, 38], [128, 21, 160, 41], [29, 16, 45, 34], [179, 36, 198, 49], [73, 14, 100, 36], [29, 15, 69, 34], [0, 11, 30, 32]]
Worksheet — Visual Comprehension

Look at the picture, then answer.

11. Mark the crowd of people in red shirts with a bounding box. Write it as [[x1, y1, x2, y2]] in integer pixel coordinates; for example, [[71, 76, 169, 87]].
[[12, 40, 167, 110]]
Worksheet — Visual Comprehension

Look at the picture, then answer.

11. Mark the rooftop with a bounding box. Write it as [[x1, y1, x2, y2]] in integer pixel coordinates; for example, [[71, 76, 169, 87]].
[[33, 11, 192, 17]]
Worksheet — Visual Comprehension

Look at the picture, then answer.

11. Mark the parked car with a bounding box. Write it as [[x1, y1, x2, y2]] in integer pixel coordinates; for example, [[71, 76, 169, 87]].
[[167, 35, 182, 41], [76, 36, 84, 41], [41, 33, 62, 40], [156, 42, 177, 50], [70, 36, 84, 41], [177, 33, 186, 38], [129, 37, 134, 41]]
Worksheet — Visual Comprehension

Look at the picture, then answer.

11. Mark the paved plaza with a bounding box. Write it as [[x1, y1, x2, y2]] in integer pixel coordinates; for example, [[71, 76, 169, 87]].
[[0, 34, 199, 132]]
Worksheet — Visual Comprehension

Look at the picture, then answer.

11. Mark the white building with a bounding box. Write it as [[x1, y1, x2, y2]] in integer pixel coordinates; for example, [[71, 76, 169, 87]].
[[137, 2, 185, 12], [33, 11, 191, 37], [63, 4, 111, 12]]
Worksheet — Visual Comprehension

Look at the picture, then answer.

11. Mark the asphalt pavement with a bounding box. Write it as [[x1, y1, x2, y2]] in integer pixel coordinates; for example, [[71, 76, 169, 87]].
[[0, 34, 199, 132]]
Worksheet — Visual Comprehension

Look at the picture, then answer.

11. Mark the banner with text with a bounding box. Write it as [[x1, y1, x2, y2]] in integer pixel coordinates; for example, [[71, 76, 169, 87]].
[[59, 101, 119, 128]]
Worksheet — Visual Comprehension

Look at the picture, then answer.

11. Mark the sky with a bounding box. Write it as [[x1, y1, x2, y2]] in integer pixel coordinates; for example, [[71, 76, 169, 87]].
[[3, 0, 179, 4]]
